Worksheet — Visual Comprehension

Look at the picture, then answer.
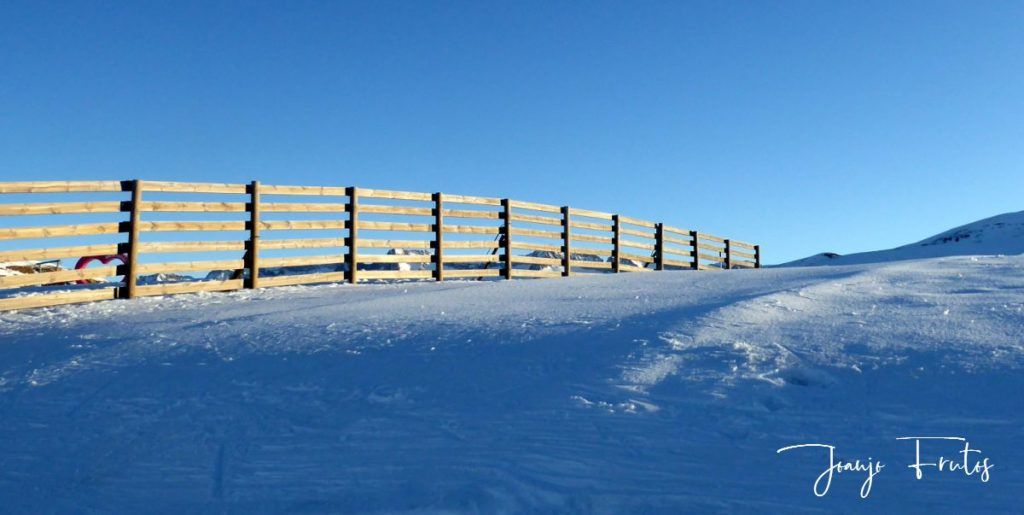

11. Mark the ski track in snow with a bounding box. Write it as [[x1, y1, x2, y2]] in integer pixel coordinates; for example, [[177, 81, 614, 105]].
[[0, 256, 1022, 513]]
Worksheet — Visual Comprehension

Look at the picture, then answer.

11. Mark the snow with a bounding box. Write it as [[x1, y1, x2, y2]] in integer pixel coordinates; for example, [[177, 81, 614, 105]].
[[372, 248, 432, 272], [0, 256, 1022, 511], [0, 260, 61, 277], [137, 272, 194, 285], [780, 210, 1024, 267]]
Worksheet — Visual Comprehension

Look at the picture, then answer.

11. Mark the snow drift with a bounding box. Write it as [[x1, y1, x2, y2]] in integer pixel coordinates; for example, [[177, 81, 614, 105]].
[[0, 256, 1022, 512]]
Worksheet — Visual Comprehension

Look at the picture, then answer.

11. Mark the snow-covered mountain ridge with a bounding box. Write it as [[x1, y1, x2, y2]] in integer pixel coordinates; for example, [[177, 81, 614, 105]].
[[780, 210, 1024, 267]]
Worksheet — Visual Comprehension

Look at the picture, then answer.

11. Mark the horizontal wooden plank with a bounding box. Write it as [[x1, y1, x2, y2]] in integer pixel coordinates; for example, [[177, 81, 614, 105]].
[[569, 247, 612, 257], [260, 256, 343, 268], [443, 254, 500, 264], [0, 201, 126, 216], [259, 184, 348, 196], [663, 234, 693, 246], [663, 246, 695, 259], [441, 269, 502, 278], [698, 252, 726, 263], [569, 260, 612, 269], [360, 205, 432, 216], [0, 288, 117, 312], [358, 270, 434, 280], [514, 269, 563, 278], [697, 242, 725, 252], [139, 201, 246, 213], [510, 241, 562, 253], [510, 213, 562, 226], [619, 263, 653, 273], [618, 216, 656, 228], [441, 208, 501, 220], [258, 272, 348, 288], [662, 224, 691, 236], [700, 233, 727, 244], [142, 181, 248, 194], [262, 238, 346, 250], [135, 279, 243, 297], [619, 239, 655, 251], [568, 207, 613, 220], [442, 225, 501, 235], [571, 233, 613, 245], [730, 261, 756, 269], [0, 266, 119, 289], [730, 240, 756, 250], [138, 241, 246, 253], [259, 220, 347, 231], [510, 227, 563, 240], [262, 202, 348, 213], [0, 244, 120, 262], [359, 239, 431, 249], [512, 255, 563, 266], [360, 254, 433, 264], [139, 221, 246, 232], [0, 222, 123, 241], [663, 257, 694, 268], [620, 227, 654, 239], [570, 220, 613, 232], [357, 221, 433, 232], [441, 240, 500, 250], [698, 263, 723, 271], [441, 194, 502, 206], [509, 200, 561, 214], [620, 252, 655, 264], [0, 181, 126, 194], [357, 188, 432, 202], [731, 249, 756, 259], [136, 259, 244, 275]]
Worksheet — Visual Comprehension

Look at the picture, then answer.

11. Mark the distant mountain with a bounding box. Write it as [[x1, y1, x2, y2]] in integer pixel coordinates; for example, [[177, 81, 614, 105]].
[[779, 210, 1024, 267]]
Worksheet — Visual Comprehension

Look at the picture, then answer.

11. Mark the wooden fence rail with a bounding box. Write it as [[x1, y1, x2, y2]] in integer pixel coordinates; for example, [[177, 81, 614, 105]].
[[0, 180, 761, 312]]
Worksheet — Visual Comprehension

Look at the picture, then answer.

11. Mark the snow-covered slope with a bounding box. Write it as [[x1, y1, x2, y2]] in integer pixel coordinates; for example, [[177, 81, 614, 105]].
[[1, 257, 1022, 512], [780, 210, 1024, 267]]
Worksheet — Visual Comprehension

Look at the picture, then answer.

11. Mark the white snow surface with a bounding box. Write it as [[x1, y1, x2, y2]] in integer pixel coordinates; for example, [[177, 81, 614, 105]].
[[780, 210, 1024, 267], [1, 256, 1022, 512]]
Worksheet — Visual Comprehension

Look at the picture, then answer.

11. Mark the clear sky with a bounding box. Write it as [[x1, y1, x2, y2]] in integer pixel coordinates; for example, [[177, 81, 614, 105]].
[[2, 1, 1022, 263]]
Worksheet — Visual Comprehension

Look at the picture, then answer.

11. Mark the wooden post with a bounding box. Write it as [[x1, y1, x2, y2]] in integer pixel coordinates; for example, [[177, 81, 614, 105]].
[[346, 186, 359, 284], [246, 180, 261, 289], [655, 223, 665, 271], [754, 245, 761, 269], [690, 230, 699, 270], [501, 198, 513, 279], [123, 179, 142, 299], [724, 239, 732, 270], [612, 214, 621, 273], [433, 192, 444, 281], [561, 206, 571, 277]]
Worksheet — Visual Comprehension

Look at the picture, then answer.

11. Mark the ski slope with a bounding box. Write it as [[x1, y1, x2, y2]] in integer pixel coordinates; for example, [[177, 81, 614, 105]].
[[0, 256, 1022, 512], [780, 210, 1024, 267]]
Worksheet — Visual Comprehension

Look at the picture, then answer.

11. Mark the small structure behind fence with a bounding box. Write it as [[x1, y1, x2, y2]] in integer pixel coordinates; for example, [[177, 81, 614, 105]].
[[0, 180, 761, 312]]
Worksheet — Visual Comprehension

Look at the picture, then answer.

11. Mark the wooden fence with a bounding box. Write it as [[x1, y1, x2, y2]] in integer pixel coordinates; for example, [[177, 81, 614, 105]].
[[0, 180, 761, 312]]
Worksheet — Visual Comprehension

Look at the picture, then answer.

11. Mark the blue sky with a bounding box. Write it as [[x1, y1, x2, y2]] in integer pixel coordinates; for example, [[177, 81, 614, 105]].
[[2, 1, 1022, 263]]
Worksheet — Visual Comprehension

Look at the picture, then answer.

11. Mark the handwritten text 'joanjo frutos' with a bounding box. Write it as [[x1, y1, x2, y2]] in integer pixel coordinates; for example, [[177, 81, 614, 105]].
[[776, 437, 994, 498]]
